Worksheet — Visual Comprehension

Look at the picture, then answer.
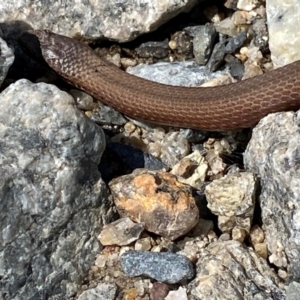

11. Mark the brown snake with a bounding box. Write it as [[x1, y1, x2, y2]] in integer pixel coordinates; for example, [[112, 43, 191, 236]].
[[21, 30, 300, 131]]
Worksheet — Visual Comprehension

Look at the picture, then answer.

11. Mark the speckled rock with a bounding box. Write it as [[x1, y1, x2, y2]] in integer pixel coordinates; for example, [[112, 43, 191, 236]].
[[0, 0, 199, 42], [0, 36, 14, 86], [244, 110, 300, 282], [0, 79, 113, 299], [188, 240, 285, 299], [205, 172, 257, 236], [266, 0, 300, 67], [120, 250, 194, 284], [109, 169, 199, 240]]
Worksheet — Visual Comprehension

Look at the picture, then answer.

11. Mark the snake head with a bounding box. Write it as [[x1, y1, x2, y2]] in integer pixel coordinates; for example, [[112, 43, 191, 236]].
[[29, 30, 70, 72], [19, 30, 75, 74]]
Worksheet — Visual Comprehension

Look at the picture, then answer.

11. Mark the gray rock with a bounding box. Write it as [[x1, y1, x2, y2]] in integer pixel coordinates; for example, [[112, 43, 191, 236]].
[[206, 41, 226, 71], [0, 79, 114, 299], [136, 39, 169, 59], [252, 17, 269, 51], [188, 24, 217, 65], [0, 0, 199, 42], [120, 250, 194, 284], [0, 36, 14, 86], [286, 282, 300, 300], [224, 30, 247, 54], [127, 60, 233, 88], [244, 110, 300, 282], [90, 104, 127, 126], [188, 240, 285, 299], [77, 283, 117, 300]]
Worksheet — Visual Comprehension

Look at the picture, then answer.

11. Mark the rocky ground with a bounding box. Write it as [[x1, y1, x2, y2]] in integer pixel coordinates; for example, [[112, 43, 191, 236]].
[[1, 0, 300, 299]]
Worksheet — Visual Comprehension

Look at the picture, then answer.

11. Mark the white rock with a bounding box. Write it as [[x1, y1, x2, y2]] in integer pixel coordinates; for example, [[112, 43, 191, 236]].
[[266, 0, 300, 67]]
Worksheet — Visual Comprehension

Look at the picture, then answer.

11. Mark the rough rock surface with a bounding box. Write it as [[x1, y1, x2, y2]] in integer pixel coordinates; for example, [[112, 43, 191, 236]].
[[244, 110, 300, 282], [0, 79, 114, 299], [0, 36, 14, 86], [266, 0, 300, 67], [0, 0, 199, 42], [109, 169, 199, 240], [205, 172, 257, 235], [120, 250, 194, 284], [188, 240, 285, 299]]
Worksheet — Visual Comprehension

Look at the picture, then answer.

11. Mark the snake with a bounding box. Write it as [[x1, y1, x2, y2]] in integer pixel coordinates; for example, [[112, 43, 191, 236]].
[[19, 30, 300, 131]]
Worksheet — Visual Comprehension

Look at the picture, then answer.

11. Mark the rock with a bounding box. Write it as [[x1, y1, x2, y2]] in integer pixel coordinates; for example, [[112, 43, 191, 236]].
[[165, 287, 188, 300], [0, 80, 113, 299], [169, 31, 193, 60], [160, 132, 190, 167], [98, 217, 144, 246], [127, 60, 234, 89], [109, 169, 199, 240], [224, 54, 244, 80], [170, 150, 208, 189], [214, 17, 239, 36], [237, 0, 262, 11], [206, 40, 226, 71], [69, 89, 95, 111], [286, 282, 300, 300], [249, 225, 265, 245], [0, 36, 14, 86], [120, 250, 195, 284], [134, 237, 152, 251], [0, 0, 199, 42], [252, 17, 269, 51], [266, 0, 300, 67], [224, 30, 247, 54], [77, 283, 117, 300], [135, 39, 169, 59], [244, 110, 300, 281], [254, 243, 268, 260], [149, 282, 169, 300], [205, 172, 257, 236], [232, 227, 247, 242], [191, 23, 217, 65], [188, 240, 285, 299], [87, 104, 127, 126]]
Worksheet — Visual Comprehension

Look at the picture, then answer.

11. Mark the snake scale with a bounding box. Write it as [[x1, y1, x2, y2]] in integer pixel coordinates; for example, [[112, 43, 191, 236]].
[[20, 30, 300, 131]]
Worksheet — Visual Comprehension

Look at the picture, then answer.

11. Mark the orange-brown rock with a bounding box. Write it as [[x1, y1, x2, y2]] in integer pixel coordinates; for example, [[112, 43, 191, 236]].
[[109, 169, 199, 240]]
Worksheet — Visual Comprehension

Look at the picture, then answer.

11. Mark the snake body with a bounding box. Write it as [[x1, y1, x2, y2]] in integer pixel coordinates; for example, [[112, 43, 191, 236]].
[[23, 30, 300, 131]]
